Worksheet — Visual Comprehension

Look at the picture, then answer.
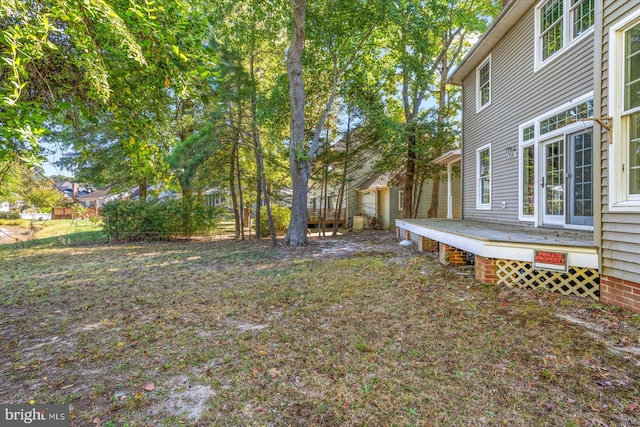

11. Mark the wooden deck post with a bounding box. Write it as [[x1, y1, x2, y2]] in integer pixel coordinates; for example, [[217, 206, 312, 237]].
[[474, 256, 498, 284], [438, 243, 467, 266], [418, 237, 439, 252]]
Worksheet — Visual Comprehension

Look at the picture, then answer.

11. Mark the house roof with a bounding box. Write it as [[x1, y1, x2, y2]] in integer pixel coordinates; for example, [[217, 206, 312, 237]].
[[358, 172, 396, 190], [449, 0, 533, 85], [77, 188, 110, 200], [433, 149, 461, 165]]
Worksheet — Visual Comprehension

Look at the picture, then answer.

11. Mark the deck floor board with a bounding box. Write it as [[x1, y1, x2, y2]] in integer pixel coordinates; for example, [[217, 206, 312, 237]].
[[399, 219, 594, 248]]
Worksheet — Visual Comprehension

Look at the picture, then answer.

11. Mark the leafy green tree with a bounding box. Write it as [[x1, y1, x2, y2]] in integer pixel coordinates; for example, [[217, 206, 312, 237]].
[[0, 161, 25, 203], [2, 0, 215, 201], [284, 0, 386, 246], [356, 0, 498, 219], [22, 184, 61, 211], [0, 161, 62, 210], [0, 0, 146, 164]]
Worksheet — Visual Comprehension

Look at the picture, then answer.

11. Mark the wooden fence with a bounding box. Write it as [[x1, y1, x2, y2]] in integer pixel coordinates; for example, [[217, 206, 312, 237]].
[[51, 207, 73, 220]]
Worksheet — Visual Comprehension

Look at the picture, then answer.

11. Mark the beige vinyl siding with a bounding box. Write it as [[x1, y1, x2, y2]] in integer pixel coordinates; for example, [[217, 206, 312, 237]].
[[388, 176, 460, 226], [461, 3, 594, 224], [600, 0, 640, 282]]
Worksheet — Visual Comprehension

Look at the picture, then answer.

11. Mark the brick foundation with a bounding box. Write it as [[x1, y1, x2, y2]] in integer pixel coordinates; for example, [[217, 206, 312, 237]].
[[418, 237, 439, 252], [600, 275, 640, 314], [475, 255, 499, 284], [438, 243, 467, 266]]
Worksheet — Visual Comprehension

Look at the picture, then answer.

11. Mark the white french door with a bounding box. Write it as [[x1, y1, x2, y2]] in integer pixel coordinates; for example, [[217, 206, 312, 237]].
[[567, 130, 593, 226], [539, 130, 593, 227], [542, 139, 565, 226]]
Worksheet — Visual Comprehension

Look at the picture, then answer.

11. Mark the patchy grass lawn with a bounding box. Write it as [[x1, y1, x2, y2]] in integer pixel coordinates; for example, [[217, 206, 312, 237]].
[[0, 219, 104, 246], [1, 232, 639, 426]]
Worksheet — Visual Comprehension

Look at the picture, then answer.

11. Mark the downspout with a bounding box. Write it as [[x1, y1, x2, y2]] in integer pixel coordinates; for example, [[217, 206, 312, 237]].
[[593, 0, 603, 278], [447, 162, 453, 219]]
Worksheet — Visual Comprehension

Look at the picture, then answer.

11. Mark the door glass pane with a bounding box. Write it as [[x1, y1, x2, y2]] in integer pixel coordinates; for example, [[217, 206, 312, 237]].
[[522, 146, 535, 215], [546, 141, 564, 215], [571, 132, 593, 218]]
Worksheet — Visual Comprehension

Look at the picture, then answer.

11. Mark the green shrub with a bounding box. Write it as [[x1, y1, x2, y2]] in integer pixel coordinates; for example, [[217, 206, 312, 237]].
[[0, 211, 20, 220], [257, 205, 290, 237], [102, 197, 222, 242]]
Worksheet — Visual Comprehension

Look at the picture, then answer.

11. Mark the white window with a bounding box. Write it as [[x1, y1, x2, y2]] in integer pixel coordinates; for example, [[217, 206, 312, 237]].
[[519, 123, 536, 220], [476, 55, 491, 112], [476, 144, 491, 209], [398, 190, 404, 211], [609, 9, 640, 211], [535, 0, 594, 69]]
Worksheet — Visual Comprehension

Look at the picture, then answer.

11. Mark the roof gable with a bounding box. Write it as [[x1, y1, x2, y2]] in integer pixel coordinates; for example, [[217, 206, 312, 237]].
[[449, 0, 534, 84]]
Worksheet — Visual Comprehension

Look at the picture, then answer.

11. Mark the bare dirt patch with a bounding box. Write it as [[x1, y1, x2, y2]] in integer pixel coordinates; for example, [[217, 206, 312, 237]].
[[1, 231, 639, 426], [0, 225, 31, 244]]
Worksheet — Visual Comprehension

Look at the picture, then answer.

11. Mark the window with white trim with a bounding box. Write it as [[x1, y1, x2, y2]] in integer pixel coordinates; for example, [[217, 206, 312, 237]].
[[476, 56, 491, 111], [520, 124, 536, 218], [624, 24, 640, 196], [476, 145, 491, 209], [398, 190, 404, 211], [535, 0, 594, 68], [610, 12, 640, 210]]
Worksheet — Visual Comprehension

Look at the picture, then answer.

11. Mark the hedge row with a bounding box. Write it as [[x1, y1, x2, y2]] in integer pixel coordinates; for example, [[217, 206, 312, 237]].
[[102, 198, 222, 242]]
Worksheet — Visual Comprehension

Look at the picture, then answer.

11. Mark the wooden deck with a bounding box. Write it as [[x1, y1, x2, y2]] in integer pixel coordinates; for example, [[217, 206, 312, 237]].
[[396, 219, 600, 300], [307, 209, 346, 227], [398, 219, 594, 247], [396, 218, 597, 268]]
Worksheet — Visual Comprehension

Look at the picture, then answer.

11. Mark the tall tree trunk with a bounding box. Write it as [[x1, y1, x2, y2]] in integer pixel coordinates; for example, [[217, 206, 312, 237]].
[[255, 168, 262, 238], [428, 56, 450, 218], [235, 139, 245, 241], [428, 174, 441, 218], [402, 132, 416, 218], [139, 178, 147, 202], [413, 175, 425, 218], [284, 0, 308, 247], [250, 53, 262, 239], [321, 125, 330, 237], [228, 99, 246, 241], [333, 110, 350, 235], [229, 140, 240, 239], [250, 52, 277, 246]]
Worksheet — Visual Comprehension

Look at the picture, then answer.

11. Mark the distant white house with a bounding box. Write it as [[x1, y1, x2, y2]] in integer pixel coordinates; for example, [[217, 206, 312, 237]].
[[0, 202, 9, 213], [77, 188, 111, 210]]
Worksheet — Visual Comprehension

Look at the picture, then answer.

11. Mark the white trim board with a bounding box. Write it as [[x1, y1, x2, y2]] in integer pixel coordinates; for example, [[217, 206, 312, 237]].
[[396, 219, 598, 269]]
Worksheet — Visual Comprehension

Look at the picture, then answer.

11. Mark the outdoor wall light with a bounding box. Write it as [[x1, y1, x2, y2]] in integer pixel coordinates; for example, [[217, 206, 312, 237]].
[[505, 144, 518, 159]]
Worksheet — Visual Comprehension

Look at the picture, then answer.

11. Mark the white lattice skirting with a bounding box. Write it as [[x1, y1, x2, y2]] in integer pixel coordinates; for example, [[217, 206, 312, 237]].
[[495, 260, 600, 300]]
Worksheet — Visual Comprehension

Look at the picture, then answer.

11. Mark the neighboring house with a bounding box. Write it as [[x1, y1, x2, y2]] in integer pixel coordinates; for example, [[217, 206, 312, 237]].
[[308, 136, 460, 231], [125, 185, 177, 202], [0, 202, 9, 213], [356, 169, 460, 230], [77, 188, 111, 210], [54, 182, 89, 199], [202, 188, 229, 208], [396, 0, 640, 313]]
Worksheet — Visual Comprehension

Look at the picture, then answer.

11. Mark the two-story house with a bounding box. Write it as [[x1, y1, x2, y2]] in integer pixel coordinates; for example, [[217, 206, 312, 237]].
[[597, 0, 640, 312], [308, 131, 460, 231], [396, 0, 640, 313]]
